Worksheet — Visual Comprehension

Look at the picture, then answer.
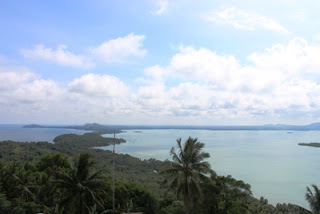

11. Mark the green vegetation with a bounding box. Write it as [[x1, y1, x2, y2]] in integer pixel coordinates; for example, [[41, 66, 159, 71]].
[[0, 133, 315, 213], [0, 153, 156, 214], [306, 185, 320, 213], [54, 133, 125, 149], [55, 153, 106, 214], [299, 143, 320, 148]]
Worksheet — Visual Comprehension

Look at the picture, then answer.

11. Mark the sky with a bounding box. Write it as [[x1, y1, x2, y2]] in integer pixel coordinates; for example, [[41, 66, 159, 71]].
[[1, 0, 320, 125]]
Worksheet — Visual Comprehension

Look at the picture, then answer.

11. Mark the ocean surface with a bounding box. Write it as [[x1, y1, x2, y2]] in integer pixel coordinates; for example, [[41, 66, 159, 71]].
[[0, 124, 89, 143], [0, 125, 319, 208], [102, 129, 320, 209]]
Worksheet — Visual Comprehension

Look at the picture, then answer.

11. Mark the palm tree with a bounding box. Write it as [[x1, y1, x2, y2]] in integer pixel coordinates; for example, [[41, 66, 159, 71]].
[[306, 184, 320, 213], [56, 153, 106, 214], [161, 137, 214, 214], [2, 162, 36, 201]]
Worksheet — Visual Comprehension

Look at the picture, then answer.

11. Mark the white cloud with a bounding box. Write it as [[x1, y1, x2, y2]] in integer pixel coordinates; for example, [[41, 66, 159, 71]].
[[142, 65, 168, 82], [168, 46, 240, 86], [21, 45, 93, 68], [4, 37, 320, 124], [21, 33, 147, 67], [91, 33, 147, 63], [134, 37, 320, 122], [68, 73, 129, 97], [0, 66, 135, 123], [206, 7, 290, 34], [0, 66, 63, 109], [151, 0, 168, 15], [0, 66, 36, 91], [248, 37, 320, 75]]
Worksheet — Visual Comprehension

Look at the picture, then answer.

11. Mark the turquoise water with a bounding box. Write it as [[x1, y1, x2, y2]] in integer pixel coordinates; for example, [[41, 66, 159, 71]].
[[102, 129, 320, 208]]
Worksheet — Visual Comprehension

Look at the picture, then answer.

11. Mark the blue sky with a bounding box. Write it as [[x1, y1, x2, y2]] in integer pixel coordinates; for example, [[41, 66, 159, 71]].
[[1, 0, 320, 125]]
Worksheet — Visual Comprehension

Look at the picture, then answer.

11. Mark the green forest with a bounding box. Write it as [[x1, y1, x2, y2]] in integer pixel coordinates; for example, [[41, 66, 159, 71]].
[[0, 132, 318, 214]]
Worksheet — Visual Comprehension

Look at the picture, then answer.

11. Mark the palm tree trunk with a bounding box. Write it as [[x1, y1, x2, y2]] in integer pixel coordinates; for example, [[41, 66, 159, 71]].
[[185, 176, 190, 214], [185, 198, 190, 214]]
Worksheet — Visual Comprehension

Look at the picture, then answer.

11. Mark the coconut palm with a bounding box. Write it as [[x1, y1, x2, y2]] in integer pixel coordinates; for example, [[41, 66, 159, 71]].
[[161, 137, 214, 214], [306, 184, 320, 213], [2, 162, 36, 201], [56, 153, 106, 214]]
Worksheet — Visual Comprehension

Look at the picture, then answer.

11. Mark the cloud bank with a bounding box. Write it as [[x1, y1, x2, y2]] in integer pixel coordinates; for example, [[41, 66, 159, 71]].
[[3, 38, 320, 124]]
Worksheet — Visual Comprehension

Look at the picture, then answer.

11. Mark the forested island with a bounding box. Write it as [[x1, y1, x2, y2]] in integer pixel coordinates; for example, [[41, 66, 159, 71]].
[[0, 132, 316, 214], [299, 143, 320, 148]]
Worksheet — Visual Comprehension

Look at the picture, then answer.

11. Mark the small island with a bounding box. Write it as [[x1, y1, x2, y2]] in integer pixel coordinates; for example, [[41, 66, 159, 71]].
[[298, 143, 320, 148]]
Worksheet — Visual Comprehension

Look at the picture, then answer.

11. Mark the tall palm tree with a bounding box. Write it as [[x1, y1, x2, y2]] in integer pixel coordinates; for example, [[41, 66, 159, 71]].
[[56, 153, 106, 214], [306, 184, 320, 213], [161, 137, 214, 214]]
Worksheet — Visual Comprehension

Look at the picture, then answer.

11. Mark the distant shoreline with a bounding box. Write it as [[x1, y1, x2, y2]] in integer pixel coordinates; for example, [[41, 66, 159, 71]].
[[298, 143, 320, 148], [23, 123, 121, 134], [21, 122, 320, 131]]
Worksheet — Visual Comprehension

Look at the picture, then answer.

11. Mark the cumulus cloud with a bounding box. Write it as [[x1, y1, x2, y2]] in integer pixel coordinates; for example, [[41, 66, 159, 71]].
[[91, 33, 147, 63], [68, 73, 129, 97], [248, 38, 320, 74], [21, 45, 93, 68], [135, 37, 320, 122], [0, 66, 135, 123], [0, 66, 36, 91], [0, 66, 63, 110], [168, 46, 240, 85], [151, 0, 168, 15], [206, 7, 290, 34]]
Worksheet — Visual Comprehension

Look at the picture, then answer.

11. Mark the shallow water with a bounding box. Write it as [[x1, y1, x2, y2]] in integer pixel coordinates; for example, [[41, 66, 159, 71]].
[[102, 129, 320, 208]]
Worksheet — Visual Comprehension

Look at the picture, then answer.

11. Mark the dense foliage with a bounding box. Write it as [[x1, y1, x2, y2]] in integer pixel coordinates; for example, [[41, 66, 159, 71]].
[[0, 153, 157, 214], [0, 133, 314, 213]]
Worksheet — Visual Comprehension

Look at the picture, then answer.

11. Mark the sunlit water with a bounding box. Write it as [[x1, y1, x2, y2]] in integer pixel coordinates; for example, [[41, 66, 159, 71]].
[[102, 129, 320, 208]]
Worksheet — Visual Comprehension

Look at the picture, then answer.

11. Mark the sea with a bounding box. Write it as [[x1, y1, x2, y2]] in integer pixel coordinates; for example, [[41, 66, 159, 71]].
[[1, 124, 319, 209], [0, 124, 89, 142]]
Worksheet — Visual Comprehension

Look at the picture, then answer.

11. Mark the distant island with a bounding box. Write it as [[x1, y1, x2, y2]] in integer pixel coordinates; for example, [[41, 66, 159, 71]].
[[93, 122, 320, 131], [298, 143, 320, 148], [23, 123, 121, 134], [24, 122, 320, 131]]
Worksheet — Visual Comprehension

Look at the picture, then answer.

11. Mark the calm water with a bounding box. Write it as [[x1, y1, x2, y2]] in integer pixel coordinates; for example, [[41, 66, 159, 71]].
[[102, 129, 320, 208], [0, 124, 89, 143]]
